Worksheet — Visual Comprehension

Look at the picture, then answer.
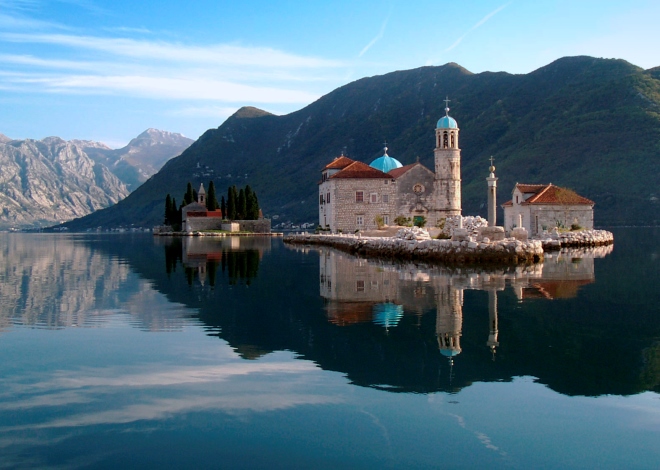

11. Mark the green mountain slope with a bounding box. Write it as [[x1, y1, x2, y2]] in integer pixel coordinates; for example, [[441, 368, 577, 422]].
[[63, 56, 660, 230]]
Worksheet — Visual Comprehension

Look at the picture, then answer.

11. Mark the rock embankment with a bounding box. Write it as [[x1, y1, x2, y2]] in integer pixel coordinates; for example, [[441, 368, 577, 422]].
[[537, 229, 614, 250], [284, 227, 543, 265]]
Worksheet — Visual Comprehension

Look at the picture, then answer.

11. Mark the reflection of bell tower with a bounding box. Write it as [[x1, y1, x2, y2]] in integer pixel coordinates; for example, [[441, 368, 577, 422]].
[[487, 290, 499, 359], [435, 282, 463, 363]]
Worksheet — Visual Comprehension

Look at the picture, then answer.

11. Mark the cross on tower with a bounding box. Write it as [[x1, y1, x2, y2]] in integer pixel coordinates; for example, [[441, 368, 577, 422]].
[[489, 156, 495, 166], [444, 96, 451, 115]]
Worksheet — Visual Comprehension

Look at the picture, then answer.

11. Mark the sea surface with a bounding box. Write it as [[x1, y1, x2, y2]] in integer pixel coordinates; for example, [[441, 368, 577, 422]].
[[0, 228, 658, 469]]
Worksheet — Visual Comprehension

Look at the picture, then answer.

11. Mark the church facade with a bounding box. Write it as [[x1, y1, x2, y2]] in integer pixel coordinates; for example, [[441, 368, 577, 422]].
[[502, 183, 594, 236], [318, 104, 462, 232]]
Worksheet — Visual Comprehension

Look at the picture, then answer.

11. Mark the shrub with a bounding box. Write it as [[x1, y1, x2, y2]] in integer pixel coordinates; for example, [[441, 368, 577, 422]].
[[394, 216, 412, 227], [570, 223, 583, 231], [374, 215, 384, 229]]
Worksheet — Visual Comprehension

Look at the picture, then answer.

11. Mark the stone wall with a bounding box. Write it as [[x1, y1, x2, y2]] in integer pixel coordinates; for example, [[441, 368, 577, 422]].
[[395, 164, 437, 225], [186, 218, 270, 233], [326, 178, 397, 232], [237, 219, 271, 233], [504, 204, 593, 235]]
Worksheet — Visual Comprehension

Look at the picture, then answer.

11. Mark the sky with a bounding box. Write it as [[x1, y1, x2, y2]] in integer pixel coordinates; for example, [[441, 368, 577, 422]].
[[1, 0, 659, 147]]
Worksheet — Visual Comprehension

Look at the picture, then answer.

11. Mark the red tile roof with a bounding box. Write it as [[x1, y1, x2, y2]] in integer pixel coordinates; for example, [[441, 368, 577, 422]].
[[324, 156, 355, 170], [516, 184, 547, 194], [330, 160, 391, 179], [503, 183, 594, 206], [388, 163, 418, 179]]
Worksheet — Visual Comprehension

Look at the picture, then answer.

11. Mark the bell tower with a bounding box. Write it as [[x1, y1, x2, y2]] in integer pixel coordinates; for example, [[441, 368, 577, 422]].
[[433, 97, 462, 217]]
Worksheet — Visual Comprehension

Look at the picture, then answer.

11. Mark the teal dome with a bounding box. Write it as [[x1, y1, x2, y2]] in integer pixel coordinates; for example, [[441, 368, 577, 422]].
[[437, 115, 458, 129], [373, 303, 404, 328], [440, 349, 461, 357], [370, 148, 402, 173]]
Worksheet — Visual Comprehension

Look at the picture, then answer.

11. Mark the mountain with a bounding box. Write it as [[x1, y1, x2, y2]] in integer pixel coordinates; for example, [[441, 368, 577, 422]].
[[62, 56, 660, 230], [0, 134, 11, 144], [73, 129, 194, 190], [0, 136, 130, 230]]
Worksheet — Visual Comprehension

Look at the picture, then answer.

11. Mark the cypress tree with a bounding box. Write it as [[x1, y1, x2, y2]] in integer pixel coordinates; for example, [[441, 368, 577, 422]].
[[227, 186, 236, 220], [207, 181, 218, 211], [184, 182, 194, 205], [221, 196, 226, 218], [238, 188, 246, 220], [164, 194, 172, 224], [245, 185, 259, 220]]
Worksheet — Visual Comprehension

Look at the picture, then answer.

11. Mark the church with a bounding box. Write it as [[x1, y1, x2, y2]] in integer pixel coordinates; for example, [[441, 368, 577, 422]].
[[318, 101, 462, 233]]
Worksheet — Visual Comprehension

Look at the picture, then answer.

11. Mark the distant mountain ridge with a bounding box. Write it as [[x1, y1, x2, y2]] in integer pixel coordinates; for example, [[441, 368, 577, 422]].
[[0, 129, 193, 230], [74, 128, 194, 190], [63, 56, 660, 230]]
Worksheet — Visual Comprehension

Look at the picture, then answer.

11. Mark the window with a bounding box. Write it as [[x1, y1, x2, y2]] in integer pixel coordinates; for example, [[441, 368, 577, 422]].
[[356, 280, 365, 292], [355, 191, 364, 203], [384, 180, 389, 185], [382, 194, 389, 203], [413, 183, 424, 194], [370, 193, 378, 203], [356, 215, 364, 226], [319, 194, 324, 205], [326, 192, 330, 204], [383, 215, 389, 225]]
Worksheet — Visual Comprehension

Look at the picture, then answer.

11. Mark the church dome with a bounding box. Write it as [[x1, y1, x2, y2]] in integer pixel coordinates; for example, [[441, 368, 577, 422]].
[[437, 115, 458, 129], [369, 147, 403, 173]]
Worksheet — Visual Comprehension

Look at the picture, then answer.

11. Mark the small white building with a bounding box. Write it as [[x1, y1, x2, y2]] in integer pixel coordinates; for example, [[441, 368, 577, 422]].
[[502, 183, 594, 236]]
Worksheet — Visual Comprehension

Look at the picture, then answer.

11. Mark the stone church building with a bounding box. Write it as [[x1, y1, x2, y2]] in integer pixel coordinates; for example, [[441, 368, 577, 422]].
[[502, 183, 594, 236], [318, 104, 462, 232]]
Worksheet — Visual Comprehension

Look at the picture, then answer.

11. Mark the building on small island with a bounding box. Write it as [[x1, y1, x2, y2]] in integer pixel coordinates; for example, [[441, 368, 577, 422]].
[[502, 183, 594, 236], [319, 99, 462, 232], [181, 183, 224, 232]]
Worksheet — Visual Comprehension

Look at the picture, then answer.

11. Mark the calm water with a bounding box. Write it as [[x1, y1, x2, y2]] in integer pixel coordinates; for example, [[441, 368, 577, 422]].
[[0, 228, 658, 469]]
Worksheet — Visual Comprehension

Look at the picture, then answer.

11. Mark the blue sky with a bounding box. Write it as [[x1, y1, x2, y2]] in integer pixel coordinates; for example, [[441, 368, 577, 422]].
[[1, 0, 659, 147]]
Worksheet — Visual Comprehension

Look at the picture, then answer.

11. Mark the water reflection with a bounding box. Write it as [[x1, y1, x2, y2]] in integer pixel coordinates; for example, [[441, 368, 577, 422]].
[[0, 234, 193, 332], [2, 232, 657, 398], [316, 245, 609, 365]]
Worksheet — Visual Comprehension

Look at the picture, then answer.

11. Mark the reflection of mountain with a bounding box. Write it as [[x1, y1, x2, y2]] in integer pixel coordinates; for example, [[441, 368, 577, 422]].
[[0, 234, 192, 332], [78, 229, 659, 397]]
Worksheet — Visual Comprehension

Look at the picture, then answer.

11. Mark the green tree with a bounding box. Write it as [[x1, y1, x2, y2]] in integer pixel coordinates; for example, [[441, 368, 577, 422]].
[[227, 186, 237, 220], [245, 185, 259, 220], [164, 194, 172, 225], [171, 197, 181, 226], [237, 188, 246, 220], [207, 181, 219, 211], [221, 196, 226, 218], [184, 182, 194, 205]]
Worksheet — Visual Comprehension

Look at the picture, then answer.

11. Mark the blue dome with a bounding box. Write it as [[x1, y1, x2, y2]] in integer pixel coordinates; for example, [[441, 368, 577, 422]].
[[370, 152, 403, 173], [440, 349, 461, 357], [437, 115, 458, 129], [373, 303, 404, 328]]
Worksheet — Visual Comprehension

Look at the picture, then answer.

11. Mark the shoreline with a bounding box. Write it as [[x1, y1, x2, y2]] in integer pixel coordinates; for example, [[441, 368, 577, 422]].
[[284, 228, 614, 266]]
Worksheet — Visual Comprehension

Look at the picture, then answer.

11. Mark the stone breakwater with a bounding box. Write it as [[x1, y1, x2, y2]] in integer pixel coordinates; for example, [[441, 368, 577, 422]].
[[284, 232, 544, 265], [536, 229, 614, 250]]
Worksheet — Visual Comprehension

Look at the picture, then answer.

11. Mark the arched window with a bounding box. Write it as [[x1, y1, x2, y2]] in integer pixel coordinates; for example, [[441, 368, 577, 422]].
[[443, 132, 449, 149], [450, 132, 455, 148]]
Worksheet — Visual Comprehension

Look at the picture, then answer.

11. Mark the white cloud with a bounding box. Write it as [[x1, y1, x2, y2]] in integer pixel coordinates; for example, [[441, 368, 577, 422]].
[[169, 105, 240, 119], [1, 33, 344, 69], [444, 2, 512, 53], [359, 12, 390, 58]]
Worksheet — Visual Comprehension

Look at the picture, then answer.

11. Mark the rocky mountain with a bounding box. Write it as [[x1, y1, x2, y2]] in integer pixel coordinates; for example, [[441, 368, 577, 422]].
[[0, 134, 11, 144], [62, 56, 660, 230], [0, 136, 130, 230], [74, 129, 194, 190]]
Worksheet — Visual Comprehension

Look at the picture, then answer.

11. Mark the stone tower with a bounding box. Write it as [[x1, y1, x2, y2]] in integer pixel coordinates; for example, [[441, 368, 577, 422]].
[[433, 98, 462, 217], [487, 157, 498, 226]]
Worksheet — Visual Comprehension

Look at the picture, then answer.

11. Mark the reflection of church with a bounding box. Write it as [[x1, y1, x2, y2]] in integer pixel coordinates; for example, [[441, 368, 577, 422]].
[[316, 244, 601, 363]]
